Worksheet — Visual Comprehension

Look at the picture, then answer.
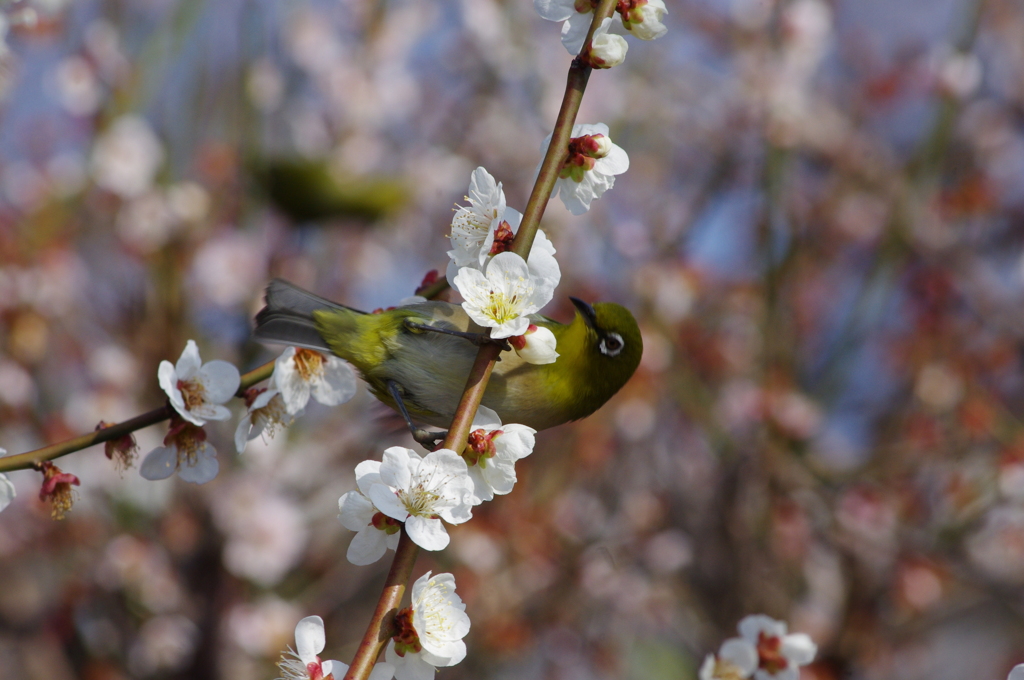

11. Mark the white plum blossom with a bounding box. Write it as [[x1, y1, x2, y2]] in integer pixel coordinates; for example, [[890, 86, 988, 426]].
[[278, 615, 393, 680], [338, 460, 401, 565], [274, 346, 357, 415], [90, 115, 165, 199], [586, 17, 629, 68], [541, 123, 629, 215], [140, 420, 219, 484], [699, 637, 759, 680], [368, 447, 474, 551], [0, 449, 14, 514], [158, 340, 240, 426], [462, 406, 537, 504], [445, 167, 561, 292], [737, 614, 817, 680], [621, 0, 667, 41], [510, 324, 559, 365], [448, 166, 511, 268], [385, 572, 470, 680], [452, 252, 556, 339], [234, 386, 296, 453], [1009, 664, 1024, 680], [534, 0, 612, 55]]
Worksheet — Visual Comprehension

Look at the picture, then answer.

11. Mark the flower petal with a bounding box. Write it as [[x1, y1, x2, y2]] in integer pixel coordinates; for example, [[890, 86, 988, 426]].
[[405, 516, 450, 551], [354, 460, 383, 496], [380, 447, 414, 490], [274, 347, 312, 414], [719, 637, 759, 675], [311, 357, 357, 406], [294, 615, 326, 664], [495, 424, 537, 461], [0, 473, 16, 513], [738, 614, 787, 642], [534, 0, 575, 22], [175, 340, 202, 379], [157, 360, 180, 400], [386, 642, 436, 680], [339, 490, 376, 531], [347, 526, 390, 565], [139, 446, 178, 480], [234, 415, 254, 454], [369, 483, 409, 522], [561, 11, 595, 54], [198, 360, 241, 403], [176, 444, 219, 484], [781, 632, 817, 666], [368, 662, 396, 680]]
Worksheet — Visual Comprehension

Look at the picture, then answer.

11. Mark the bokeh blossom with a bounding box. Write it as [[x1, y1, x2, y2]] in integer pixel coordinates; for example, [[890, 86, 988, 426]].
[[737, 615, 817, 680]]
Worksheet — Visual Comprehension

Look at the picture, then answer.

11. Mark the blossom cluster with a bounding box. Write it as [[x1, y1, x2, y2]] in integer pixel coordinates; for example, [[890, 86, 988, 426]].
[[139, 340, 357, 485]]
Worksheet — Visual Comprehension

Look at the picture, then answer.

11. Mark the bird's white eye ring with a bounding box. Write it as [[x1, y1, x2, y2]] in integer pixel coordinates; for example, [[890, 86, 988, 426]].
[[600, 332, 624, 357]]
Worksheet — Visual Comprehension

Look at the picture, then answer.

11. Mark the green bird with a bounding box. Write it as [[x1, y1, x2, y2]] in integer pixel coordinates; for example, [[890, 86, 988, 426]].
[[253, 279, 642, 435]]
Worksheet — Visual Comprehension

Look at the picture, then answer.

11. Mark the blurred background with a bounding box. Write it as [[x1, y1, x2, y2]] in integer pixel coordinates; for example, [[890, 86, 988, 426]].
[[1, 0, 1024, 678]]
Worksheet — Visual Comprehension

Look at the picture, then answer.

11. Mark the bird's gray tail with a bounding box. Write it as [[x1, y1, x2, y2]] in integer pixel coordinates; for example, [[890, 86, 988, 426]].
[[253, 279, 364, 351]]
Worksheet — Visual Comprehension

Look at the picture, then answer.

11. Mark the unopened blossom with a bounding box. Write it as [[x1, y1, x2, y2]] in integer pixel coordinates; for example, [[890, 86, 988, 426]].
[[385, 572, 470, 680], [140, 417, 219, 484], [273, 346, 357, 415], [541, 123, 629, 215], [699, 638, 759, 680], [619, 0, 668, 40], [159, 340, 240, 426], [462, 406, 536, 504], [278, 615, 393, 680], [38, 461, 80, 520], [90, 115, 165, 199], [452, 252, 556, 339], [738, 614, 817, 680], [368, 447, 473, 551], [446, 167, 561, 291], [97, 421, 139, 471], [234, 387, 295, 453], [584, 17, 628, 68], [509, 324, 559, 365], [339, 460, 401, 565], [534, 0, 615, 55]]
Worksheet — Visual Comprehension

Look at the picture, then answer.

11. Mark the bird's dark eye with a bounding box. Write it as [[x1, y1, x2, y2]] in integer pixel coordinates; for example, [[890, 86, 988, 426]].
[[599, 332, 624, 357]]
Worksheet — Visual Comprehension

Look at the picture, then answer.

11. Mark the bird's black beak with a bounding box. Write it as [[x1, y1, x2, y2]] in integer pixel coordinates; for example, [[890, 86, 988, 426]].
[[570, 297, 598, 329]]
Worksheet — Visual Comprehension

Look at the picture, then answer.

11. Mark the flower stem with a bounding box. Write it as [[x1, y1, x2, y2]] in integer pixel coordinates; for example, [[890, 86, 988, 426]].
[[340, 4, 616, 679], [0, 360, 276, 473]]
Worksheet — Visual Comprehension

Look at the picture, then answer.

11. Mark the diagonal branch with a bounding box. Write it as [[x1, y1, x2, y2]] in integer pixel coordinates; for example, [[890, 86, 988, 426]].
[[341, 1, 618, 678]]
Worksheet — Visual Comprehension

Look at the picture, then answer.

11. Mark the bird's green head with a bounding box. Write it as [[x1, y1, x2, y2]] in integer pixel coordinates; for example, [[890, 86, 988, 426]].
[[568, 296, 643, 395]]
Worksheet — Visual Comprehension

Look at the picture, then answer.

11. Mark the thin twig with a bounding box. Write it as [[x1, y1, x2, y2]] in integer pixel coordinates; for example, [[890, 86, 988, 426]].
[[0, 360, 276, 473]]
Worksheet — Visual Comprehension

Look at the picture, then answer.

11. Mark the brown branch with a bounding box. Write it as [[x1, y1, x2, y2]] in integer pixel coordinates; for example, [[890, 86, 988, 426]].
[[0, 359, 277, 474], [342, 2, 616, 678]]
